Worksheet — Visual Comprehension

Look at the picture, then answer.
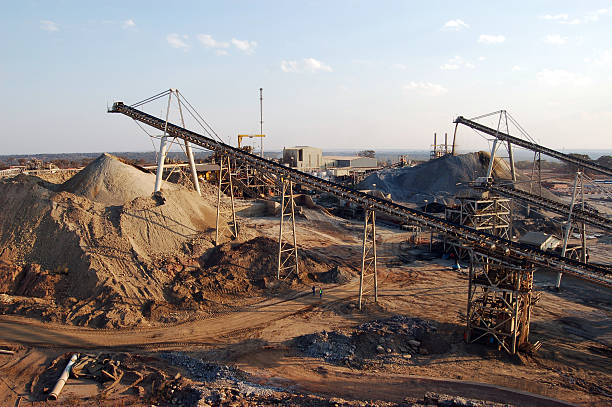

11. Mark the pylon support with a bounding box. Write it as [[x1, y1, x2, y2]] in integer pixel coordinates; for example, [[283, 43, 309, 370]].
[[466, 250, 534, 354], [153, 89, 201, 195], [556, 171, 584, 289], [358, 208, 377, 310], [215, 155, 238, 245], [277, 179, 299, 280]]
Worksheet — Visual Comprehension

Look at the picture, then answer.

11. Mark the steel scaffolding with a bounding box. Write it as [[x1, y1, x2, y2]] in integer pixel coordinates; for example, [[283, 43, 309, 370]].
[[445, 195, 511, 259], [215, 155, 238, 245], [358, 208, 378, 310], [277, 179, 299, 280], [466, 250, 534, 354]]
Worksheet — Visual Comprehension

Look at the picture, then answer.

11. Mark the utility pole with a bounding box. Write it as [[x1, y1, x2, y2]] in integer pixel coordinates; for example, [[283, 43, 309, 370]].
[[259, 88, 264, 158]]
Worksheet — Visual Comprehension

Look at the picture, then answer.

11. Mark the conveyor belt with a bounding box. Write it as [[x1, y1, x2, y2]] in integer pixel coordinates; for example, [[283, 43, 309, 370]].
[[478, 183, 612, 233], [455, 116, 612, 177], [109, 102, 612, 287]]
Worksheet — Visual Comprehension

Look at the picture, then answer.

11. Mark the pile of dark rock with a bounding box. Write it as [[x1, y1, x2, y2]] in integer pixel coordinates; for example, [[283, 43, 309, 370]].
[[292, 330, 356, 364], [292, 316, 442, 367], [417, 392, 515, 407]]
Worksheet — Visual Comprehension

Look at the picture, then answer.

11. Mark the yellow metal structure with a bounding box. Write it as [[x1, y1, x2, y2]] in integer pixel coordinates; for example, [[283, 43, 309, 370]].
[[238, 134, 265, 149]]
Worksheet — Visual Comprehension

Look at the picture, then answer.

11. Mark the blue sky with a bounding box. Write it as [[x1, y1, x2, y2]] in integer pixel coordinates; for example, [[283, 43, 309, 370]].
[[1, 1, 612, 155]]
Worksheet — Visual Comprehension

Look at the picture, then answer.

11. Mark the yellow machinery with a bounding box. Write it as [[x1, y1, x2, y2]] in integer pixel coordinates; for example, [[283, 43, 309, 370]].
[[238, 134, 265, 156]]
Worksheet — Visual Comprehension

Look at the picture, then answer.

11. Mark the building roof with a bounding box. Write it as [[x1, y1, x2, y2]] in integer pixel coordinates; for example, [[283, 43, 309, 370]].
[[323, 155, 364, 161], [518, 231, 561, 248]]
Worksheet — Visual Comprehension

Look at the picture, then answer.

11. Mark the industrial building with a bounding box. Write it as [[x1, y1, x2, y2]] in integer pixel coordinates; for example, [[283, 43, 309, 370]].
[[282, 146, 322, 170], [323, 155, 378, 169]]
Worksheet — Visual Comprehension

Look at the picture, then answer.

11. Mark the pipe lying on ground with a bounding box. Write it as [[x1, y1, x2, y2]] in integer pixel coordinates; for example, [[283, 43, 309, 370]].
[[47, 353, 78, 401], [0, 349, 15, 355]]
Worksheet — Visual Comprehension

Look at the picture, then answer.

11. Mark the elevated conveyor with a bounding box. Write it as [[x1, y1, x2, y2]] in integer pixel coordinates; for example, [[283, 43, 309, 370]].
[[477, 183, 612, 233], [109, 102, 611, 287], [454, 116, 612, 177]]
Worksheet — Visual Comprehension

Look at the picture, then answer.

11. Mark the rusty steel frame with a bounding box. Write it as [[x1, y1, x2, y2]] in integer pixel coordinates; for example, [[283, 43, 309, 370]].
[[358, 208, 378, 310], [277, 179, 299, 280], [445, 196, 511, 259], [215, 155, 238, 245], [466, 250, 534, 354]]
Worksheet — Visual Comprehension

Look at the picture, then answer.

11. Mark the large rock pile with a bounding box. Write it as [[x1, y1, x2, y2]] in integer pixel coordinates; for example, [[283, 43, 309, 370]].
[[0, 154, 218, 327], [357, 152, 512, 204]]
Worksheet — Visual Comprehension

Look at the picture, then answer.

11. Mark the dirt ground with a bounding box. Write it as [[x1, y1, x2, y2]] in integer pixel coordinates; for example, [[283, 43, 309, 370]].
[[0, 209, 610, 406]]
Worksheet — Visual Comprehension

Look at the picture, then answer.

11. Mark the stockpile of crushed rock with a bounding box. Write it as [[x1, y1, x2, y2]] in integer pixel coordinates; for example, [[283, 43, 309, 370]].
[[357, 152, 512, 205], [292, 315, 444, 368], [0, 153, 220, 327]]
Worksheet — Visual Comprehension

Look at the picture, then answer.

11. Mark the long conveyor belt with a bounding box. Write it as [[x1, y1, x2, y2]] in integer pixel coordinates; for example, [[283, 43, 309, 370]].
[[109, 102, 612, 287], [476, 183, 612, 233], [455, 116, 612, 177]]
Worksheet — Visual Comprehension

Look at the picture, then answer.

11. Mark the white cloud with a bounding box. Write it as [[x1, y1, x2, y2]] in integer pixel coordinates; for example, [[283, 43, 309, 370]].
[[404, 81, 448, 96], [540, 14, 568, 21], [166, 33, 190, 50], [231, 38, 257, 54], [552, 6, 612, 25], [216, 49, 228, 56], [281, 58, 332, 73], [478, 56, 486, 61], [391, 63, 407, 70], [536, 69, 591, 86], [543, 34, 567, 45], [40, 20, 59, 32], [440, 63, 459, 71], [512, 65, 524, 71], [591, 47, 612, 65], [478, 34, 505, 44], [442, 19, 469, 31], [440, 56, 475, 70], [122, 19, 135, 29], [197, 34, 229, 49]]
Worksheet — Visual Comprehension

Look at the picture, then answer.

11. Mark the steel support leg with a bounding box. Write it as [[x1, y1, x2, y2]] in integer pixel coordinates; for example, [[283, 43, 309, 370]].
[[215, 155, 238, 245], [277, 179, 299, 280], [358, 208, 377, 310], [556, 171, 581, 289]]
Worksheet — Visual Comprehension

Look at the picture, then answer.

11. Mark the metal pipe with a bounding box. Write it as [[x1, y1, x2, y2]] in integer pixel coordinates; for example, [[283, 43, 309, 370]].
[[48, 353, 78, 401]]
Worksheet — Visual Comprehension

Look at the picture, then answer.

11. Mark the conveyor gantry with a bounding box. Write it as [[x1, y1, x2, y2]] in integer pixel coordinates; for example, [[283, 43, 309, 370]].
[[454, 116, 612, 177], [477, 182, 612, 233], [109, 102, 612, 287]]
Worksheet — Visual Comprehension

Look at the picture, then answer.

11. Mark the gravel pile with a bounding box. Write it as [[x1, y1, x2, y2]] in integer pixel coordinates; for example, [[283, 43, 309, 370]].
[[357, 152, 511, 205], [160, 352, 248, 383], [358, 315, 436, 338], [292, 330, 356, 364], [293, 316, 439, 366]]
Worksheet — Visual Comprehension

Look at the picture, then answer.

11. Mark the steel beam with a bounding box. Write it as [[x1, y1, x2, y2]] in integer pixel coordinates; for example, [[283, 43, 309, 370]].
[[358, 208, 377, 310]]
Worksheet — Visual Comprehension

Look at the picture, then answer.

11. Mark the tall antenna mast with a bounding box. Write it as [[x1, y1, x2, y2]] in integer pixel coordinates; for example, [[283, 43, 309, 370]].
[[259, 87, 264, 157]]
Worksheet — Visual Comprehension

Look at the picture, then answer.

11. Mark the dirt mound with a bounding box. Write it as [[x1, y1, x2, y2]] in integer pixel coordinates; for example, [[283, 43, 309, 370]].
[[358, 152, 512, 204], [0, 155, 221, 327], [167, 237, 338, 307], [61, 153, 178, 205]]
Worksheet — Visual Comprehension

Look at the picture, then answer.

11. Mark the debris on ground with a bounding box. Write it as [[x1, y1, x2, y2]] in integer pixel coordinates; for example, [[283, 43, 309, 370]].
[[292, 316, 441, 368]]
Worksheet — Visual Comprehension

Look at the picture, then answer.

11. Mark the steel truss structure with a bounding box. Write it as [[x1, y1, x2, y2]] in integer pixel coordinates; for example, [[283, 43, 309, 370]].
[[466, 250, 534, 354], [445, 195, 511, 259], [109, 101, 611, 287], [232, 160, 275, 198], [277, 179, 299, 280], [358, 208, 378, 310], [215, 156, 238, 245]]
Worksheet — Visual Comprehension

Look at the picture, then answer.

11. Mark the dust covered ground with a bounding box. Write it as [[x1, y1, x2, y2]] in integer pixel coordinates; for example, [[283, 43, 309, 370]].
[[0, 155, 610, 406]]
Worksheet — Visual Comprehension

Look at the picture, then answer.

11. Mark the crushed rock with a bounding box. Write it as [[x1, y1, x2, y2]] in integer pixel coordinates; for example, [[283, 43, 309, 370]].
[[292, 316, 439, 367]]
